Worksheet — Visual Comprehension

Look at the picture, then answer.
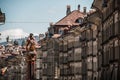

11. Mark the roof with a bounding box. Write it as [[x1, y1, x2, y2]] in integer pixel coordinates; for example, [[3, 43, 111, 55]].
[[54, 10, 85, 26]]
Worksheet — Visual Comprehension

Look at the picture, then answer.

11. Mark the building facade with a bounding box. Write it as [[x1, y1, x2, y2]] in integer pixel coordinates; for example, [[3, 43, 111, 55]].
[[91, 0, 120, 80], [35, 1, 120, 80]]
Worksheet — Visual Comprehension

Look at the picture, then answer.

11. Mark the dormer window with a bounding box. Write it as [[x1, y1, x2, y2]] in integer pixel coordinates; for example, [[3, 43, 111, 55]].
[[58, 28, 64, 35], [75, 18, 83, 24]]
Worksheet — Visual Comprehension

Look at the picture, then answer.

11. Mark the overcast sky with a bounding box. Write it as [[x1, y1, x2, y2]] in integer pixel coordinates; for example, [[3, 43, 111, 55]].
[[0, 0, 93, 34]]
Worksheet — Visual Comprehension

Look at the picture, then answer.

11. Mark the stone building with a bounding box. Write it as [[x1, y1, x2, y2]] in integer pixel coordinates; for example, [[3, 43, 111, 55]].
[[43, 4, 86, 80], [35, 1, 120, 80], [79, 17, 98, 80], [90, 0, 120, 80], [39, 4, 97, 80]]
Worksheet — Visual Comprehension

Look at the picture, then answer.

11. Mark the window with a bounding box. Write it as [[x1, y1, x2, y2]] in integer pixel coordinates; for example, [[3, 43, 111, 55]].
[[93, 57, 97, 71], [114, 12, 119, 23], [75, 18, 83, 24], [93, 41, 97, 56], [87, 57, 92, 70], [87, 41, 92, 55], [114, 40, 119, 60], [58, 28, 64, 35]]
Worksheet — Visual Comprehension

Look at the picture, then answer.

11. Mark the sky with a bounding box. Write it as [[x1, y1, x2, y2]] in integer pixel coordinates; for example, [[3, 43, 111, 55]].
[[0, 0, 93, 36]]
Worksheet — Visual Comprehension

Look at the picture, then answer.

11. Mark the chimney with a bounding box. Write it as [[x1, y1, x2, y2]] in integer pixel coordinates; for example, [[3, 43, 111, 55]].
[[50, 22, 53, 27], [66, 5, 71, 15], [83, 7, 87, 13], [78, 4, 80, 11]]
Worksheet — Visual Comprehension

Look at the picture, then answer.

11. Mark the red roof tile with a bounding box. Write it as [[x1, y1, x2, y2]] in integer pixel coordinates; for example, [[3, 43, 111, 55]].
[[54, 10, 85, 26]]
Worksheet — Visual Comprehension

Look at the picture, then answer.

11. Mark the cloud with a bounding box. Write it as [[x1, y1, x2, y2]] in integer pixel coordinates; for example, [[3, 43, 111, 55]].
[[0, 28, 29, 42]]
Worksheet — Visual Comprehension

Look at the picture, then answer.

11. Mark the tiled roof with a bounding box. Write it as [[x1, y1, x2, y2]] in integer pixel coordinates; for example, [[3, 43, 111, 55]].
[[54, 10, 85, 26]]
